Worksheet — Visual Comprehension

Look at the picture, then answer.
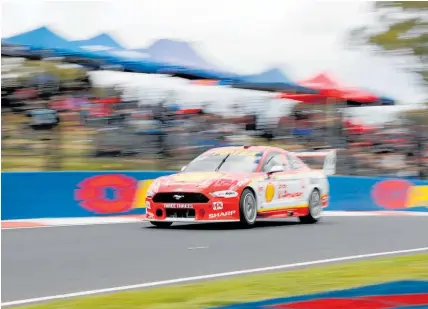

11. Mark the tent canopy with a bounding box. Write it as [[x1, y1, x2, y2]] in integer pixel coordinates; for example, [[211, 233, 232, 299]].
[[3, 27, 91, 57], [238, 68, 291, 84], [297, 73, 395, 105], [2, 26, 115, 69], [145, 39, 220, 71], [191, 68, 318, 93], [2, 27, 235, 78], [3, 27, 183, 74], [222, 68, 318, 94], [72, 34, 156, 67], [73, 33, 124, 50], [134, 39, 240, 80]]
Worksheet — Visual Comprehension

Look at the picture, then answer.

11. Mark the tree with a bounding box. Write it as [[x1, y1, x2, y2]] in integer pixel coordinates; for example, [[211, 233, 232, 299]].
[[350, 1, 428, 86]]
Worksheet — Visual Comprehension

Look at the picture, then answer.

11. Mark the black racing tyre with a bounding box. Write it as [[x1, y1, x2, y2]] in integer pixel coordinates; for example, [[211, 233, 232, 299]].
[[239, 188, 258, 228], [150, 221, 173, 228], [299, 189, 322, 224]]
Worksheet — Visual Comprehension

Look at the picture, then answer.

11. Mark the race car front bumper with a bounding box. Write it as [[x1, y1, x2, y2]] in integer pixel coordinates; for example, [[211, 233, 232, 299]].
[[143, 195, 240, 222], [144, 217, 239, 223]]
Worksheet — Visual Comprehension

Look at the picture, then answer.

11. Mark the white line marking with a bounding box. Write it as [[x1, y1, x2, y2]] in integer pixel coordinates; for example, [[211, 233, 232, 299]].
[[187, 246, 209, 250], [2, 247, 428, 307]]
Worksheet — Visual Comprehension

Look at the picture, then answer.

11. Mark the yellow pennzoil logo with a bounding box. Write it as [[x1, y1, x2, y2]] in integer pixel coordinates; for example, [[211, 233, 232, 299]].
[[132, 179, 154, 208], [406, 185, 428, 208]]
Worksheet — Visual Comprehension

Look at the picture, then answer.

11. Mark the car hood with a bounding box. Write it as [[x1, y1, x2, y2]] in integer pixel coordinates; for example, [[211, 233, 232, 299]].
[[156, 172, 252, 193]]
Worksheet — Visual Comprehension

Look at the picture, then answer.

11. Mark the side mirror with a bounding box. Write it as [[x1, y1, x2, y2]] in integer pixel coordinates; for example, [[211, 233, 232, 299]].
[[180, 166, 187, 172], [268, 165, 284, 174]]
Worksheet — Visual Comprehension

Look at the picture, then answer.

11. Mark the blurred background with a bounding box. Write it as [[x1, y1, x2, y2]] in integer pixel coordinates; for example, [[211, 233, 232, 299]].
[[1, 0, 427, 178]]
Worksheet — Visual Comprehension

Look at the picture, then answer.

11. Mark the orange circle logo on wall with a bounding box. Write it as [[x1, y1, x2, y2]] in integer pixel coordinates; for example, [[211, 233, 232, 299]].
[[265, 183, 275, 203], [75, 174, 138, 214], [371, 179, 413, 210]]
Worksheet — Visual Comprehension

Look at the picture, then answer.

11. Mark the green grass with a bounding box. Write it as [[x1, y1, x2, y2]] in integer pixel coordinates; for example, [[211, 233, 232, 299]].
[[16, 253, 428, 309]]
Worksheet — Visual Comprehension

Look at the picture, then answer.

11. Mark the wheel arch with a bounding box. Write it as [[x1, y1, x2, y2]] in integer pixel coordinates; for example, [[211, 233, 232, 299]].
[[243, 185, 259, 208]]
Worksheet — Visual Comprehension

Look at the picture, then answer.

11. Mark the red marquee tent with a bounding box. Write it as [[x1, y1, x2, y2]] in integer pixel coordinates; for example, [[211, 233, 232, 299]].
[[279, 73, 379, 103]]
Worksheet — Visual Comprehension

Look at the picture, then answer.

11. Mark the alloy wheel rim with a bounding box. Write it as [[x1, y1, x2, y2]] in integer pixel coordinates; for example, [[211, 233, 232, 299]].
[[309, 191, 322, 219], [244, 193, 257, 223]]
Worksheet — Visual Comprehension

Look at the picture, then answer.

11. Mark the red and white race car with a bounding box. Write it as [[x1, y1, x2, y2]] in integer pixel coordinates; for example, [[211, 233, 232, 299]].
[[144, 146, 336, 228]]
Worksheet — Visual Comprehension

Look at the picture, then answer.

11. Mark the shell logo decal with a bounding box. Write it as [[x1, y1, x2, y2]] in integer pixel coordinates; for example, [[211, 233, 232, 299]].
[[265, 183, 275, 203]]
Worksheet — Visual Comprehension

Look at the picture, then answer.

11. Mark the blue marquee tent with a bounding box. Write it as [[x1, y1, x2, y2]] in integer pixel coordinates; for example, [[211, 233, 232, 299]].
[[145, 39, 219, 71], [71, 35, 238, 79], [219, 68, 318, 94], [2, 27, 176, 73], [2, 27, 98, 59], [135, 39, 240, 80], [73, 33, 124, 50], [239, 68, 291, 84]]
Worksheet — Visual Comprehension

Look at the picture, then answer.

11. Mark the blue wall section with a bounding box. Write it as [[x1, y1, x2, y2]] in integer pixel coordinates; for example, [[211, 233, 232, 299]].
[[2, 172, 427, 220], [1, 171, 174, 220], [329, 176, 428, 212]]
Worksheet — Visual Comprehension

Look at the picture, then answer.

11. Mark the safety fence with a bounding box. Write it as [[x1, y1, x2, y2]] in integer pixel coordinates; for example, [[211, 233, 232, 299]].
[[2, 171, 427, 220]]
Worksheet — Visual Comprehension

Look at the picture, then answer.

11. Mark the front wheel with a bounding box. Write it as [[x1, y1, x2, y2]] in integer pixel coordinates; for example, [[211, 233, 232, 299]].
[[239, 188, 258, 228], [150, 221, 173, 228], [299, 189, 322, 224]]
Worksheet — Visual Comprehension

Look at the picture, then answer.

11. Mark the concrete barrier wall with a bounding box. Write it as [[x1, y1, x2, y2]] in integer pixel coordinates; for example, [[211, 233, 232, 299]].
[[2, 171, 427, 220]]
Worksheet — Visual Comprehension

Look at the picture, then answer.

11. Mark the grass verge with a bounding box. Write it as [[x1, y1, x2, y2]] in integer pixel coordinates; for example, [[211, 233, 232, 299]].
[[16, 253, 428, 309]]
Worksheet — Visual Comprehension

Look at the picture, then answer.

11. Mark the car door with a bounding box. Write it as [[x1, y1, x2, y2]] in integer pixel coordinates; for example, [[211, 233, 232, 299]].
[[282, 152, 308, 208], [258, 151, 289, 210]]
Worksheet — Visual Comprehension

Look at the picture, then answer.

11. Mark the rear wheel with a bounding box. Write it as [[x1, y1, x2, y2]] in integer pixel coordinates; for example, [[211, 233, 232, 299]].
[[239, 188, 258, 228], [150, 221, 173, 228], [299, 189, 322, 224]]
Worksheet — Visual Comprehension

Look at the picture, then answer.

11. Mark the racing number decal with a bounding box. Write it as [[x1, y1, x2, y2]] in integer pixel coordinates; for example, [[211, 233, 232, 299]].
[[75, 174, 138, 214]]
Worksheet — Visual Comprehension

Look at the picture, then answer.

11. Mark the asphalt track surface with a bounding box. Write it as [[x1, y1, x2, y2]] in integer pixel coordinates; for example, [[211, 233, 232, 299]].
[[2, 216, 428, 303]]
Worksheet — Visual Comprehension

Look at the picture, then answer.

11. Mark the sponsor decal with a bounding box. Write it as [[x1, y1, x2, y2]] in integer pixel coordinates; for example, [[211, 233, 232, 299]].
[[145, 201, 151, 209], [278, 191, 303, 199], [75, 175, 156, 212], [371, 179, 428, 210], [164, 203, 193, 209], [146, 211, 154, 219], [210, 190, 238, 198], [75, 174, 138, 214], [213, 201, 224, 210], [208, 210, 236, 219], [265, 183, 275, 202]]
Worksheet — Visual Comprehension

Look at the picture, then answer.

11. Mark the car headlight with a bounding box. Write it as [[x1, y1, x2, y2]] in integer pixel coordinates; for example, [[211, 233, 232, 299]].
[[210, 190, 238, 198]]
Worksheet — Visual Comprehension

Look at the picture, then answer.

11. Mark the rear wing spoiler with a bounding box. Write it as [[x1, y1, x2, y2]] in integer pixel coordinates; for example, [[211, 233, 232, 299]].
[[293, 149, 337, 175]]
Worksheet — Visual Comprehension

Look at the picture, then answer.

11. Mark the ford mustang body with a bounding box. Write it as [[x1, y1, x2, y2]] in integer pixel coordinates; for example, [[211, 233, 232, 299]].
[[144, 146, 336, 228]]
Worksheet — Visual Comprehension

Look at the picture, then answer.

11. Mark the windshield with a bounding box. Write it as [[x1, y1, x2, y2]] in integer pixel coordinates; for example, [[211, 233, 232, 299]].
[[184, 150, 263, 173]]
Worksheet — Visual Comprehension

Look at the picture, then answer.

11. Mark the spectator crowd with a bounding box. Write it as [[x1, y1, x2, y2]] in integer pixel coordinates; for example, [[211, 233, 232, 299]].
[[2, 57, 427, 178]]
